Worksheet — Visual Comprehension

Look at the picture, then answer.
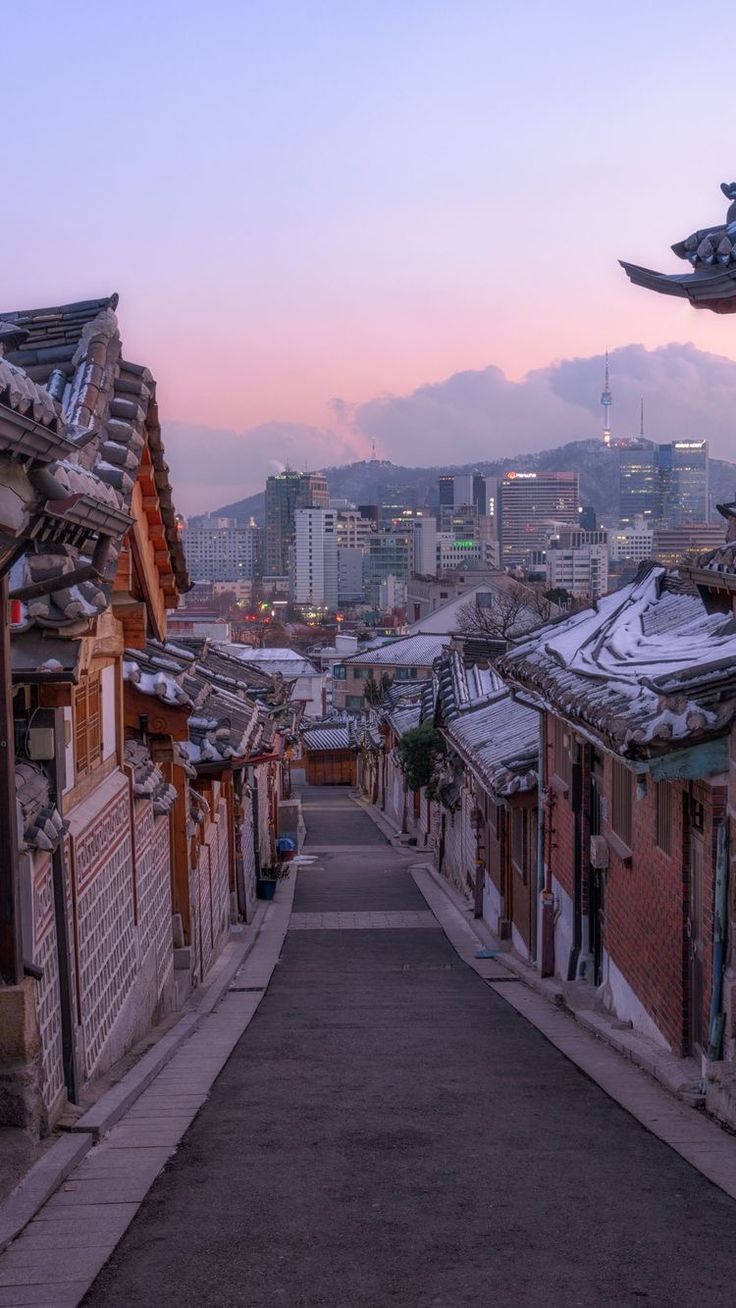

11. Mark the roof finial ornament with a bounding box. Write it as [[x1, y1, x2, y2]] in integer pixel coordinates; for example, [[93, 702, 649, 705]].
[[621, 180, 736, 312]]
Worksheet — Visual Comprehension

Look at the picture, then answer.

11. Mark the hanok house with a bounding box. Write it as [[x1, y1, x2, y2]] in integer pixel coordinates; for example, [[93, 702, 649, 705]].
[[0, 295, 189, 1131], [432, 648, 539, 956], [124, 637, 297, 965], [302, 719, 356, 785], [500, 562, 736, 1060]]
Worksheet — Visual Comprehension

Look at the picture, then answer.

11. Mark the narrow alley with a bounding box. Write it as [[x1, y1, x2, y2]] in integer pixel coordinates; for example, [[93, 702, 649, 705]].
[[70, 787, 736, 1305]]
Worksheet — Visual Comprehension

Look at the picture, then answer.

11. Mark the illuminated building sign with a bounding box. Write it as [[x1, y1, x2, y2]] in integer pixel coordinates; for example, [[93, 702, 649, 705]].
[[505, 471, 537, 480]]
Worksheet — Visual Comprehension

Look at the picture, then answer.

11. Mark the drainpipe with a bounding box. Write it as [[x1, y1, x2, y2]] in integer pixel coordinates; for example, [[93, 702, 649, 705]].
[[706, 818, 729, 1063], [568, 757, 583, 981]]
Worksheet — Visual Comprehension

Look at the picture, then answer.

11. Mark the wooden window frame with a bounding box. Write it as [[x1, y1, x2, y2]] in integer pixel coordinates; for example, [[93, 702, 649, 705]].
[[611, 758, 633, 850], [73, 669, 103, 782]]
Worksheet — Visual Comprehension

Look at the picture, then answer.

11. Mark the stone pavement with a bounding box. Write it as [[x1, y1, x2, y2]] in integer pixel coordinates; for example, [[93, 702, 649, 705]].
[[5, 783, 736, 1306]]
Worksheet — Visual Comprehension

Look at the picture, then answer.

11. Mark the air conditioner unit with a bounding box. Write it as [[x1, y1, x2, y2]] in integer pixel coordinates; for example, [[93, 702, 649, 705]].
[[590, 835, 609, 870]]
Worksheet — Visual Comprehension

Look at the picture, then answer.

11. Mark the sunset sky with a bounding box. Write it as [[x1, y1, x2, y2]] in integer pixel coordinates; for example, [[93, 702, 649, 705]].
[[4, 1, 736, 511]]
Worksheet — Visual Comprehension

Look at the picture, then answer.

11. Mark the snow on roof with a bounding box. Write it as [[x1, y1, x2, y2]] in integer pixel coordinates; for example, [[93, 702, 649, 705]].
[[344, 633, 451, 667], [445, 693, 538, 797], [500, 565, 736, 756], [219, 644, 320, 680]]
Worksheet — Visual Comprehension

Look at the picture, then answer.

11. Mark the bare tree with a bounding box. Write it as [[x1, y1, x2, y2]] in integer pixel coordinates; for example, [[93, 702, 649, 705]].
[[456, 581, 555, 647]]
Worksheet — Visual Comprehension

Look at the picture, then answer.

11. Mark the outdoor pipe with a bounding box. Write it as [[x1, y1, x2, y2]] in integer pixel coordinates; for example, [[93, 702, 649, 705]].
[[706, 818, 730, 1063], [10, 534, 114, 602]]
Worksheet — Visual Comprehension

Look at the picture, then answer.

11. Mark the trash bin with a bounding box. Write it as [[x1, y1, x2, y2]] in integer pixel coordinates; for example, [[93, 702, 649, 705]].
[[277, 836, 296, 863]]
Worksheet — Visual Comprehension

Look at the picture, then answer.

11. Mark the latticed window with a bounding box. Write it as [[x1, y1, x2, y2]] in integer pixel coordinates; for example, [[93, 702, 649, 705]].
[[655, 780, 672, 855], [74, 670, 103, 779], [611, 759, 633, 848]]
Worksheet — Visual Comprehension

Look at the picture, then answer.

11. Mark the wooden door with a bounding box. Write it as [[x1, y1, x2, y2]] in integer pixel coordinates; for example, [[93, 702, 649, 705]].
[[687, 828, 705, 1056]]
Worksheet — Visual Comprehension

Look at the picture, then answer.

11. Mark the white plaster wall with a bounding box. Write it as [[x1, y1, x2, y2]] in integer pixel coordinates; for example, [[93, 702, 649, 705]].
[[101, 664, 117, 760], [603, 953, 672, 1050], [482, 873, 503, 934], [295, 673, 325, 719], [511, 924, 530, 962], [552, 875, 574, 982]]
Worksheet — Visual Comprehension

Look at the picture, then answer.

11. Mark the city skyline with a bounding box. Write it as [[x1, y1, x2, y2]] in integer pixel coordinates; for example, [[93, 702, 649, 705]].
[[4, 3, 736, 512]]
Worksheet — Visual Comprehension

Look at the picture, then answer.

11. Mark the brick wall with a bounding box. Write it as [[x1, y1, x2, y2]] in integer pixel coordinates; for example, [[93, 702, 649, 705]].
[[602, 764, 687, 1051], [30, 854, 65, 1120]]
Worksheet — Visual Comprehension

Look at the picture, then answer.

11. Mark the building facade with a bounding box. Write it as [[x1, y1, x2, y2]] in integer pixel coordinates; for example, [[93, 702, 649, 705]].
[[292, 507, 338, 610], [545, 528, 609, 599], [264, 470, 329, 577], [183, 516, 261, 582], [498, 470, 579, 566]]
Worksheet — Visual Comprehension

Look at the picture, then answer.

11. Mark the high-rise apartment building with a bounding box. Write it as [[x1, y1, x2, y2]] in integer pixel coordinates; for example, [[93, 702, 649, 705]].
[[292, 507, 337, 609], [608, 516, 655, 563], [182, 516, 261, 582], [498, 470, 579, 566], [545, 528, 609, 600], [264, 470, 329, 576], [336, 509, 375, 550], [410, 517, 438, 577], [364, 530, 411, 607], [337, 547, 364, 604]]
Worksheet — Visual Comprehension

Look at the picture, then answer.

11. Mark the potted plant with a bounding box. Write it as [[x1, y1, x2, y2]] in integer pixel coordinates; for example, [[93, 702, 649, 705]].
[[256, 861, 291, 901]]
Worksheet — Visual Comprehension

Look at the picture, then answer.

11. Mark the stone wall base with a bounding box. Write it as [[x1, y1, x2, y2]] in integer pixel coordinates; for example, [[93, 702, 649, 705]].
[[0, 979, 43, 1134]]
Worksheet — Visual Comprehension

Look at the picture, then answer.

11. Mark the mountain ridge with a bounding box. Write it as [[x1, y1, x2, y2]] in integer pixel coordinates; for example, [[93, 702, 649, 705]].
[[203, 439, 736, 526]]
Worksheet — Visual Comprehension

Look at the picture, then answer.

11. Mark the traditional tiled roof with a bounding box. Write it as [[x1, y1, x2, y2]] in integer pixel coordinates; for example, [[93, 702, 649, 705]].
[[1, 295, 188, 633], [435, 647, 504, 724], [443, 693, 539, 797], [385, 681, 430, 738], [499, 564, 736, 758], [302, 721, 355, 752], [124, 638, 284, 768], [124, 739, 177, 814], [222, 645, 320, 680], [343, 633, 451, 667], [15, 760, 66, 851]]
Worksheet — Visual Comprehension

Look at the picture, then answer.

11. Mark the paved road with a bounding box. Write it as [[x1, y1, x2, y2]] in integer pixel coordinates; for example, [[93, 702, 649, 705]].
[[85, 786, 736, 1307]]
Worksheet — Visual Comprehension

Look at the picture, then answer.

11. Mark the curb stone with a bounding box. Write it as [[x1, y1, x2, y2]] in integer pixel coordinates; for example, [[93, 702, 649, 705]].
[[0, 899, 272, 1255], [411, 860, 703, 1106]]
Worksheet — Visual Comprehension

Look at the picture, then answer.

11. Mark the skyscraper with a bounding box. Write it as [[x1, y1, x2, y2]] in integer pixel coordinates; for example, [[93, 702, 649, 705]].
[[618, 442, 659, 524], [498, 470, 579, 566], [658, 440, 709, 524], [292, 507, 338, 609], [264, 470, 329, 576], [618, 440, 709, 526]]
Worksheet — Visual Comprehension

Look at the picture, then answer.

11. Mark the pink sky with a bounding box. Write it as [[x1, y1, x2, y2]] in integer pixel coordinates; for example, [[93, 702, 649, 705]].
[[3, 2, 736, 511]]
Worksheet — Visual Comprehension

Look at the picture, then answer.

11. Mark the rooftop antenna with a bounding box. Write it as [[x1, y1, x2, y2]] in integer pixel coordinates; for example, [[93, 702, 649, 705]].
[[370, 439, 378, 462], [601, 349, 613, 446]]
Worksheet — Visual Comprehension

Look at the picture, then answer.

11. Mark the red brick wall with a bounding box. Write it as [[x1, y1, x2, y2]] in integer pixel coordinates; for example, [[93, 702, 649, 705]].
[[602, 762, 686, 1050]]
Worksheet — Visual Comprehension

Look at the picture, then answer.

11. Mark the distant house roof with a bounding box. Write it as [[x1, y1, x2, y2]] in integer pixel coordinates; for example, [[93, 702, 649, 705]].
[[499, 564, 736, 758], [220, 645, 320, 680], [343, 632, 451, 668], [124, 638, 293, 769], [432, 647, 538, 797], [302, 721, 355, 752]]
